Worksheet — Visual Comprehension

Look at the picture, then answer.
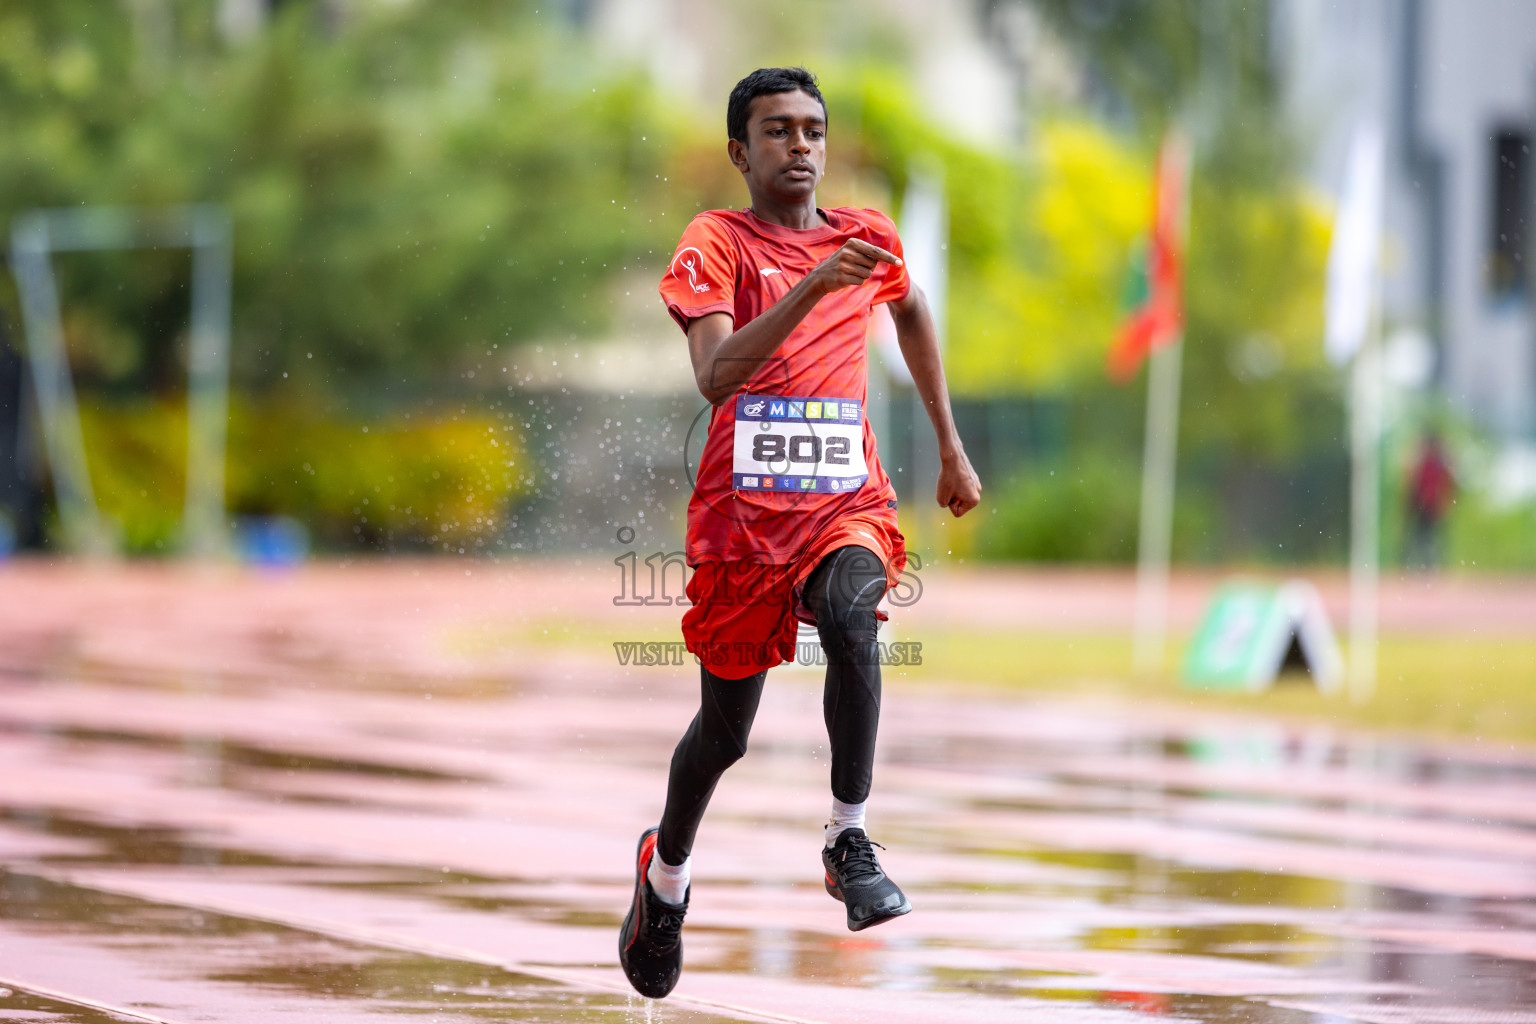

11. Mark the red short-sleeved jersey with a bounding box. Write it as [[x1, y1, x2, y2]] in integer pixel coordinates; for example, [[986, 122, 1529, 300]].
[[659, 207, 910, 572]]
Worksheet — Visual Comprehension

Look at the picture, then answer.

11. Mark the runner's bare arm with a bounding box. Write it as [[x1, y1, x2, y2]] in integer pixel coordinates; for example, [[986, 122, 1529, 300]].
[[686, 238, 902, 405], [888, 284, 982, 517]]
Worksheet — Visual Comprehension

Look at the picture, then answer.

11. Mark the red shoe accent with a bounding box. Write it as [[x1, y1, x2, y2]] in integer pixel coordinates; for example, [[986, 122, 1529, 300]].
[[639, 832, 656, 879], [626, 831, 659, 953]]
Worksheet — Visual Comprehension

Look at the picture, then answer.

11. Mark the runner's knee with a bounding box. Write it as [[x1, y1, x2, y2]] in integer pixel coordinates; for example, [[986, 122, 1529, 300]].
[[678, 666, 764, 775], [809, 545, 886, 663], [672, 712, 747, 777]]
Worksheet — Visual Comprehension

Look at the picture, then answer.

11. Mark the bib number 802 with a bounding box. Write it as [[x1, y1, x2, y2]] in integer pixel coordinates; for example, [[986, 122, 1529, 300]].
[[751, 433, 852, 466]]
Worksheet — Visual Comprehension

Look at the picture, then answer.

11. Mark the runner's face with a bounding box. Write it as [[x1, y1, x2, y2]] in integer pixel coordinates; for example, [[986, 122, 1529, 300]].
[[736, 90, 826, 201]]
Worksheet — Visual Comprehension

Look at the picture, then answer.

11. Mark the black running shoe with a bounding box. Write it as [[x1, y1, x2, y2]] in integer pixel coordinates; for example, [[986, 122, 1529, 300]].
[[822, 827, 912, 931], [618, 827, 688, 998]]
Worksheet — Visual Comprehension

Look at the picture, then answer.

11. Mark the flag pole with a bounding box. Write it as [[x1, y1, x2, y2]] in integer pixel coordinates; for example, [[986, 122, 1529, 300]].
[[1132, 336, 1184, 675], [1347, 278, 1383, 703], [895, 163, 947, 552], [1130, 133, 1191, 677], [1326, 122, 1385, 704]]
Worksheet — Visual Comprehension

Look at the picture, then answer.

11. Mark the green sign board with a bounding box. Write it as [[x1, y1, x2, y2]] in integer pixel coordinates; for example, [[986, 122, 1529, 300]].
[[1183, 580, 1342, 694]]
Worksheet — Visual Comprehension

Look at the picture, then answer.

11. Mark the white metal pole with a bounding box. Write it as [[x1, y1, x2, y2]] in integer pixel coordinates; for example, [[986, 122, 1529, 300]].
[[1132, 336, 1184, 675], [1131, 134, 1190, 677], [186, 206, 233, 559], [10, 216, 104, 553], [1348, 313, 1382, 703]]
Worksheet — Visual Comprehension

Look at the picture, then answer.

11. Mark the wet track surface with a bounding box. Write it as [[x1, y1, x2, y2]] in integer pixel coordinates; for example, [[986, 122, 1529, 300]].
[[2, 562, 1535, 1023]]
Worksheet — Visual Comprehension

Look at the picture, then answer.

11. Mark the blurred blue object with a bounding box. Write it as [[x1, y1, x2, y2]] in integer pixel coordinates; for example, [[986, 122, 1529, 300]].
[[234, 516, 309, 567], [0, 513, 15, 560]]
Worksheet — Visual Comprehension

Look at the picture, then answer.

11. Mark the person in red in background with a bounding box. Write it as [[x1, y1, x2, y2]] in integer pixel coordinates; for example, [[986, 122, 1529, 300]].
[[619, 66, 981, 999], [1406, 432, 1456, 569]]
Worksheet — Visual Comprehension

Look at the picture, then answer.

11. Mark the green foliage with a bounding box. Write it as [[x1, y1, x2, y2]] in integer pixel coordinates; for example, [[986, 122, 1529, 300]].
[[976, 456, 1140, 563], [1444, 496, 1536, 572], [1178, 188, 1336, 463], [78, 397, 524, 553], [827, 71, 1147, 393], [1018, 0, 1338, 458], [1028, 0, 1290, 170], [227, 399, 526, 552], [1, 0, 694, 553], [75, 400, 188, 552], [826, 40, 1328, 413], [952, 120, 1148, 391], [0, 0, 1374, 567], [0, 0, 684, 395], [975, 451, 1218, 564], [926, 0, 1351, 566]]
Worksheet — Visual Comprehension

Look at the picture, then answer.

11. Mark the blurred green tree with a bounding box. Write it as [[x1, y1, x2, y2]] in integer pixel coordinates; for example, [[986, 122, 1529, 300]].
[[0, 0, 695, 550], [0, 0, 684, 396], [947, 0, 1350, 563], [1025, 0, 1339, 467], [827, 71, 1149, 393]]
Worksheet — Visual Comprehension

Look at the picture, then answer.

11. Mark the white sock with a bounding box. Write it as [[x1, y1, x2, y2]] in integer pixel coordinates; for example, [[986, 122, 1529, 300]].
[[824, 798, 867, 847], [650, 851, 690, 906]]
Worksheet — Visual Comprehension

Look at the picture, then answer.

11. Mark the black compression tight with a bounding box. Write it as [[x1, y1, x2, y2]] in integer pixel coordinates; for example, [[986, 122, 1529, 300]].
[[656, 545, 887, 867]]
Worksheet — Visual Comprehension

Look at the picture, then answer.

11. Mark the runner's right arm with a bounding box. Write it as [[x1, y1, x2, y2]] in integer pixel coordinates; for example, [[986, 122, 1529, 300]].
[[687, 239, 901, 405]]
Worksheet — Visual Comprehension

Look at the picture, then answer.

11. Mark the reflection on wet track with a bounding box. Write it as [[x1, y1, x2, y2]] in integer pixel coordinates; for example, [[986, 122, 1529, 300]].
[[1, 563, 1534, 1023]]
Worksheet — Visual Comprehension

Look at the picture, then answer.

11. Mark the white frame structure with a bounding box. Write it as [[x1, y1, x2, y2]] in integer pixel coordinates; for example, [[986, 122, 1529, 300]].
[[10, 204, 232, 556]]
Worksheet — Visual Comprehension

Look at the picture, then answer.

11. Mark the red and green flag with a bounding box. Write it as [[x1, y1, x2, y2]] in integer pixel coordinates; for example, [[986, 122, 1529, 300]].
[[1109, 134, 1190, 382]]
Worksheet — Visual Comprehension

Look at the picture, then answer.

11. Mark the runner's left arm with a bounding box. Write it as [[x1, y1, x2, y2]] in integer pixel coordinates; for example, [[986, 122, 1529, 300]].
[[888, 285, 982, 518]]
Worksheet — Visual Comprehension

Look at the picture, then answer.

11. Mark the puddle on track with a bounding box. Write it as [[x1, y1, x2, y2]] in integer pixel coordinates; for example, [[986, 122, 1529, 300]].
[[0, 870, 751, 1024], [6, 764, 1533, 1023], [3, 596, 1536, 1023]]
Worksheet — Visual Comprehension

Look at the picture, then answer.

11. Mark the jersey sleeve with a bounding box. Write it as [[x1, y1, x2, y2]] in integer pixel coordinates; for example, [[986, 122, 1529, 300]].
[[861, 209, 912, 307], [659, 215, 737, 332]]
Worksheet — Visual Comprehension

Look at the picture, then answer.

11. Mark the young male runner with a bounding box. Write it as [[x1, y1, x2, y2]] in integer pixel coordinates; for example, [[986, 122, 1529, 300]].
[[620, 66, 981, 999]]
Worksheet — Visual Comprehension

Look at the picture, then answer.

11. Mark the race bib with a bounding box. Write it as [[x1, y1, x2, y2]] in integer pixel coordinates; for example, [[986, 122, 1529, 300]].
[[732, 394, 868, 493]]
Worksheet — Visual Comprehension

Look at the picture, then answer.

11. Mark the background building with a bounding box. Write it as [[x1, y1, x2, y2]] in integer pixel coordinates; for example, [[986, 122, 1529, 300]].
[[1279, 0, 1536, 445]]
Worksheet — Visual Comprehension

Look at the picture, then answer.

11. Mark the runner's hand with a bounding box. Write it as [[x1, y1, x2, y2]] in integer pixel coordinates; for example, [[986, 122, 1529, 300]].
[[936, 450, 981, 518], [806, 238, 901, 295]]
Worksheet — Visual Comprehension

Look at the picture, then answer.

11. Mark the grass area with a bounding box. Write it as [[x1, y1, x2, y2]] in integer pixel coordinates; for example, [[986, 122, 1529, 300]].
[[896, 627, 1536, 747], [488, 617, 1536, 747]]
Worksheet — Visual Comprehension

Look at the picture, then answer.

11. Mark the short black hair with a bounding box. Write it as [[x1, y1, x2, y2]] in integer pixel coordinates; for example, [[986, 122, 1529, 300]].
[[727, 67, 827, 144]]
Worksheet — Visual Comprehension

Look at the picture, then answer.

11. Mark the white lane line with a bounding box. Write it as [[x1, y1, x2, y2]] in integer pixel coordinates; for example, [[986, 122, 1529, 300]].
[[0, 974, 189, 1024]]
